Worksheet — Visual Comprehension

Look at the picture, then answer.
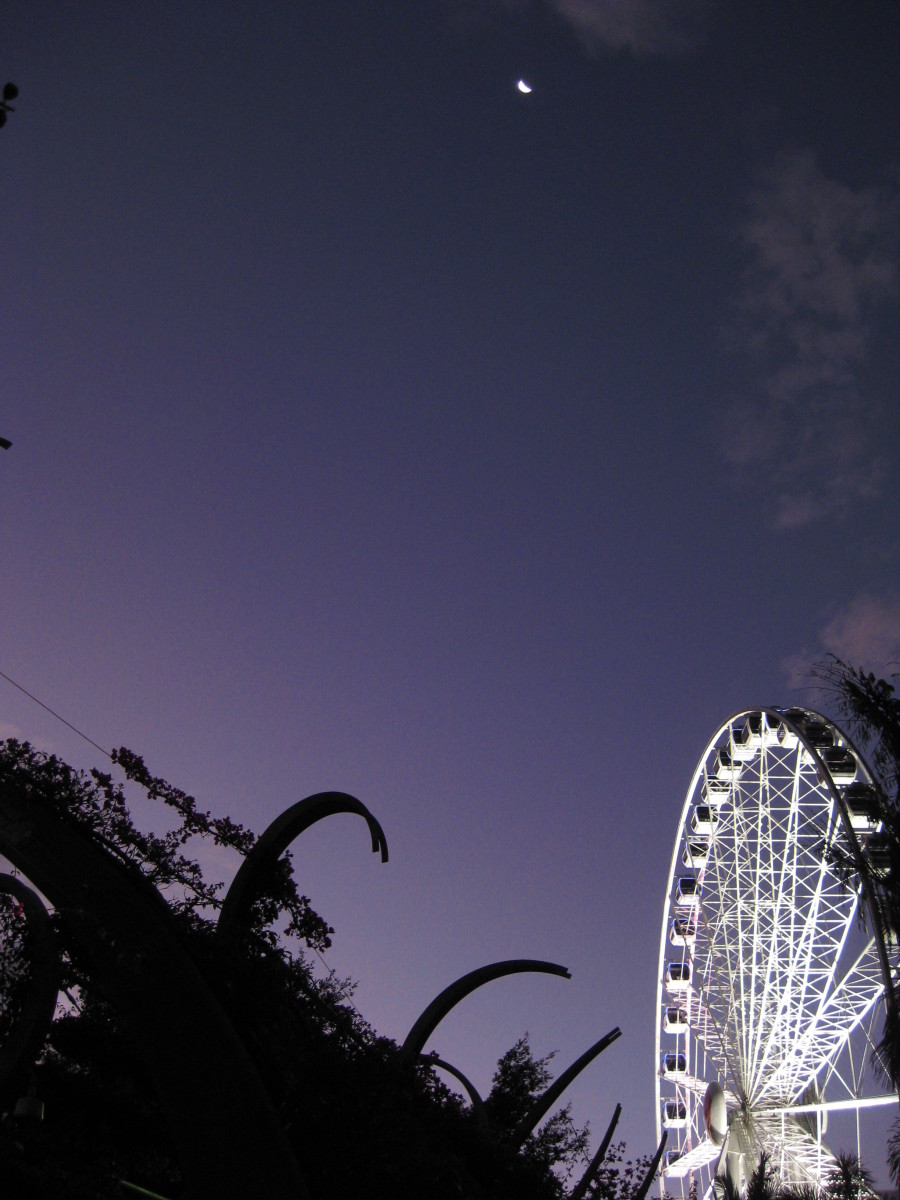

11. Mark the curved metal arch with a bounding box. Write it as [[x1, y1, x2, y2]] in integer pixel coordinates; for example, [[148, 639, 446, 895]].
[[0, 873, 60, 1105], [421, 1054, 489, 1133], [512, 1026, 621, 1145], [217, 791, 388, 943], [399, 959, 571, 1065], [571, 1101, 622, 1200], [634, 1132, 668, 1200], [0, 784, 310, 1200]]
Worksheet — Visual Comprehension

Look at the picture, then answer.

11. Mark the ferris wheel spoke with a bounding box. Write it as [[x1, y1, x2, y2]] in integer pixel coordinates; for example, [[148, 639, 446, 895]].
[[758, 937, 884, 1103], [752, 1112, 838, 1186], [746, 746, 806, 1091], [746, 754, 855, 1099], [772, 1094, 900, 1120]]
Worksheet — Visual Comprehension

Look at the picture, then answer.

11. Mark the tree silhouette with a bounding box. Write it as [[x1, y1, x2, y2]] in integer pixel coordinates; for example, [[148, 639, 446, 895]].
[[486, 1033, 591, 1186], [822, 1152, 876, 1200], [0, 82, 18, 130], [815, 656, 900, 1186]]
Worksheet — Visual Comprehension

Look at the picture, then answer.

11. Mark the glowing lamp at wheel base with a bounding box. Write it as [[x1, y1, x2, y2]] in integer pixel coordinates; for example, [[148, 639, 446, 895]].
[[704, 1081, 727, 1146]]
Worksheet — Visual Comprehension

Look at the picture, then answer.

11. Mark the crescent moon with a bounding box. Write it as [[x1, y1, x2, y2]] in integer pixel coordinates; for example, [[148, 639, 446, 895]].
[[517, 79, 532, 94]]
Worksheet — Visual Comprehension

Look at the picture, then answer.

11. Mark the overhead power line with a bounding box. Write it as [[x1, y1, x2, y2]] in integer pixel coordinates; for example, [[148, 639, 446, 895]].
[[0, 667, 111, 758]]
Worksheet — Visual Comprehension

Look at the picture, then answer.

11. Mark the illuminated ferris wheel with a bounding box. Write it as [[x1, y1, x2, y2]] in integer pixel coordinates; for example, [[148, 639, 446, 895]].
[[655, 707, 898, 1196]]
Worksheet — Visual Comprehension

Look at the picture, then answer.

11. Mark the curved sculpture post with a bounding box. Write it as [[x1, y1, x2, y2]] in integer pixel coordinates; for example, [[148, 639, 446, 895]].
[[399, 960, 571, 1065], [512, 1026, 621, 1145], [0, 873, 60, 1106], [633, 1131, 667, 1200], [217, 791, 388, 944], [0, 783, 310, 1200], [571, 1102, 622, 1200], [421, 1054, 489, 1133]]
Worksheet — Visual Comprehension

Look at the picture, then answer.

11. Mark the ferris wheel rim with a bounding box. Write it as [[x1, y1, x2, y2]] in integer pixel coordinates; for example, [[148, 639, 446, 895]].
[[654, 705, 895, 1193]]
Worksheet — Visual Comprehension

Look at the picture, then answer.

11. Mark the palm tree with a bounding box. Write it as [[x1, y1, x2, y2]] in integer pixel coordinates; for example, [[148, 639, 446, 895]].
[[822, 1152, 876, 1200], [729, 1150, 876, 1200], [717, 1151, 781, 1200], [815, 659, 900, 1174]]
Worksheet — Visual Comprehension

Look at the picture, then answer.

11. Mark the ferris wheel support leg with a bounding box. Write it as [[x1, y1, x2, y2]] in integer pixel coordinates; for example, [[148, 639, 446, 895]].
[[714, 1129, 743, 1197], [725, 1150, 743, 1196]]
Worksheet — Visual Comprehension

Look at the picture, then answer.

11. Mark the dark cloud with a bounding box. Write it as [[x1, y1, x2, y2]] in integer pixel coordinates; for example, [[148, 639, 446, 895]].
[[725, 151, 898, 529], [447, 0, 713, 54], [546, 0, 713, 54]]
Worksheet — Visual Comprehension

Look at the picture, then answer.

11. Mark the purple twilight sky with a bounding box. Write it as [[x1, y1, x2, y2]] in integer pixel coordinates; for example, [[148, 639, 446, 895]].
[[2, 0, 899, 1181]]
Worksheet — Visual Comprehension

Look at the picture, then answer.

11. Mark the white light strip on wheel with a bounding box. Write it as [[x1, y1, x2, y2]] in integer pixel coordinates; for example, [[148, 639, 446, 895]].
[[772, 1094, 899, 1115]]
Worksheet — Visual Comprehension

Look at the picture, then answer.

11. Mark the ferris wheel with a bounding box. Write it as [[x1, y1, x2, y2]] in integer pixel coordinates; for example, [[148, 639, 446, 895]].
[[655, 707, 899, 1196]]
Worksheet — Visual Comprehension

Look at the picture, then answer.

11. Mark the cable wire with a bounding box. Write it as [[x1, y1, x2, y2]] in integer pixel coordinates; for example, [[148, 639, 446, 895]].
[[0, 667, 111, 758]]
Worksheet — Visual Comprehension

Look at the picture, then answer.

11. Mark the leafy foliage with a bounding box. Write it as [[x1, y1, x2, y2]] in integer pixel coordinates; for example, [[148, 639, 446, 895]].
[[486, 1034, 591, 1191], [822, 1152, 876, 1200], [814, 659, 900, 805], [109, 745, 335, 951], [715, 1151, 875, 1200], [584, 1139, 655, 1200], [744, 1151, 781, 1200], [815, 657, 900, 1186], [0, 895, 32, 1044]]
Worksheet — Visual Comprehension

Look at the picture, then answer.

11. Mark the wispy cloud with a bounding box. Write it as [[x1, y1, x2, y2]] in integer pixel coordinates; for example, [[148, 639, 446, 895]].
[[819, 593, 900, 675], [448, 0, 713, 55], [783, 592, 900, 691], [544, 0, 713, 54], [724, 151, 897, 529]]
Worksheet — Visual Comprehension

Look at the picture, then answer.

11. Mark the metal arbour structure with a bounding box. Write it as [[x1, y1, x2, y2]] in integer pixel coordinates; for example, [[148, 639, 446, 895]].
[[655, 707, 899, 1197], [0, 751, 655, 1200]]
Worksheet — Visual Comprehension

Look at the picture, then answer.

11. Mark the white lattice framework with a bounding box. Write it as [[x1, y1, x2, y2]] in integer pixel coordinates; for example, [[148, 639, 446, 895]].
[[655, 708, 898, 1196]]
